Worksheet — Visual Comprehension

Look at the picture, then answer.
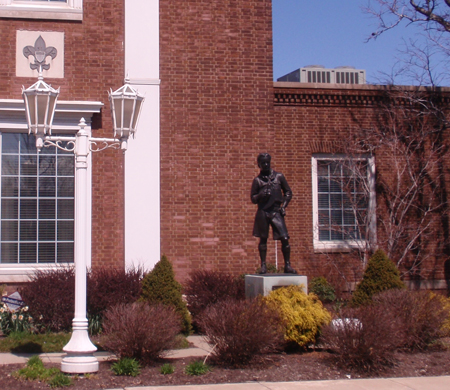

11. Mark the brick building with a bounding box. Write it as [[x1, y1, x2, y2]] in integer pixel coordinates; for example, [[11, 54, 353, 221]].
[[0, 0, 161, 283], [0, 1, 448, 293]]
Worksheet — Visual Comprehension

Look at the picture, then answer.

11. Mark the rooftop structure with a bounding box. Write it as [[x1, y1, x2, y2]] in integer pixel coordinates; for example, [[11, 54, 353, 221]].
[[277, 65, 366, 85]]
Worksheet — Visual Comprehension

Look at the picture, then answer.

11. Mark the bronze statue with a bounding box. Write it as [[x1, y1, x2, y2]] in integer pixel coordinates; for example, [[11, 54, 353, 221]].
[[251, 153, 297, 274]]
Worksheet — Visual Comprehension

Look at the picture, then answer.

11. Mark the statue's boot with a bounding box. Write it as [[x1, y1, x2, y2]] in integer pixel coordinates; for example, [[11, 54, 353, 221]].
[[282, 244, 297, 274], [259, 261, 267, 274], [259, 243, 267, 274]]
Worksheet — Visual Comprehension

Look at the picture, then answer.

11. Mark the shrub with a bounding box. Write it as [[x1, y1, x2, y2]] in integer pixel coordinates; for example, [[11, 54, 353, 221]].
[[373, 289, 448, 350], [111, 357, 141, 377], [185, 360, 210, 376], [198, 298, 284, 366], [321, 305, 402, 371], [102, 302, 181, 363], [20, 267, 75, 332], [351, 249, 405, 307], [438, 295, 450, 337], [20, 266, 145, 334], [309, 277, 336, 303], [141, 255, 191, 334], [263, 285, 331, 348], [184, 270, 245, 328], [87, 266, 143, 333]]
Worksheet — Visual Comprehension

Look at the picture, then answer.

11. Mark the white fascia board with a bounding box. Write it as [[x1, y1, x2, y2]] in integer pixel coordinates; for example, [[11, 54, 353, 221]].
[[0, 99, 103, 132]]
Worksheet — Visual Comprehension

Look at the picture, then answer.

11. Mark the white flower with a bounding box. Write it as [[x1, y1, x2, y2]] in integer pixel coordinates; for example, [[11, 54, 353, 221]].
[[11, 314, 17, 320], [18, 315, 24, 321], [23, 306, 28, 312]]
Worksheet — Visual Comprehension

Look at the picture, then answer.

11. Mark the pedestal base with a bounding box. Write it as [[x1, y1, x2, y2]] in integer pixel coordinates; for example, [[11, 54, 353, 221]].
[[245, 274, 308, 298], [61, 353, 99, 373]]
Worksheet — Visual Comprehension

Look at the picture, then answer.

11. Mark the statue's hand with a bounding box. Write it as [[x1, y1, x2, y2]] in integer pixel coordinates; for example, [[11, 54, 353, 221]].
[[280, 207, 286, 217]]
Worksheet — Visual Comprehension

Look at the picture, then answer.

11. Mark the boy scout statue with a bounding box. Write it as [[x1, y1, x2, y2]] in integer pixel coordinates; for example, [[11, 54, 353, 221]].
[[251, 153, 297, 274]]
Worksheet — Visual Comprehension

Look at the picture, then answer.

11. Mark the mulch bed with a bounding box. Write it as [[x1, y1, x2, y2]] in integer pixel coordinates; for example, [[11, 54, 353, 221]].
[[1, 349, 450, 389]]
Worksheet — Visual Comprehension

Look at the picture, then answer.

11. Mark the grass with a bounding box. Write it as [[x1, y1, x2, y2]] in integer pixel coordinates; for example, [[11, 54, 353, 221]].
[[0, 331, 186, 354], [0, 331, 71, 353]]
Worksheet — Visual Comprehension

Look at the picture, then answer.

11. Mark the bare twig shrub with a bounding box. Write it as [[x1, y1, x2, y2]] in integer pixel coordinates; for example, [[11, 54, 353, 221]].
[[198, 299, 283, 366], [322, 305, 401, 371], [373, 289, 448, 350], [184, 270, 245, 328], [87, 266, 143, 319], [102, 302, 181, 363], [20, 267, 75, 332]]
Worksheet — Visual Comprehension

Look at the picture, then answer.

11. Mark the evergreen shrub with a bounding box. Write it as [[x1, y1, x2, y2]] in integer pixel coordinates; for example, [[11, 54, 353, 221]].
[[351, 249, 405, 307], [309, 277, 336, 303], [263, 285, 331, 348], [141, 255, 192, 334], [184, 269, 245, 328], [198, 298, 283, 366], [102, 302, 181, 363]]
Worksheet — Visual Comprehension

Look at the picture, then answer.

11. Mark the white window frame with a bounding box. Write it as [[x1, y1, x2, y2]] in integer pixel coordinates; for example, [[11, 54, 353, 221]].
[[311, 154, 377, 252], [0, 0, 82, 21], [0, 99, 102, 283]]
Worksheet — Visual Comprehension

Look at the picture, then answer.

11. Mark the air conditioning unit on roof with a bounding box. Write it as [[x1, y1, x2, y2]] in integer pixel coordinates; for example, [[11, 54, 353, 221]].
[[277, 66, 366, 85]]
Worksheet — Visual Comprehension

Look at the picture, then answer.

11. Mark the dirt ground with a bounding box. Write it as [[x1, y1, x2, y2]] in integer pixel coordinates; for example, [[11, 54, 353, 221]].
[[1, 349, 450, 389]]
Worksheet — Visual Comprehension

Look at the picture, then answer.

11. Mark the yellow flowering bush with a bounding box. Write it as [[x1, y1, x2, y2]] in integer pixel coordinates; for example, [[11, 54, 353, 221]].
[[263, 285, 331, 347]]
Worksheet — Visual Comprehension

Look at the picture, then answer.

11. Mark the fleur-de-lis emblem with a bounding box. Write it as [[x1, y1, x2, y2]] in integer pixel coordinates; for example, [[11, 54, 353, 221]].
[[23, 35, 57, 72]]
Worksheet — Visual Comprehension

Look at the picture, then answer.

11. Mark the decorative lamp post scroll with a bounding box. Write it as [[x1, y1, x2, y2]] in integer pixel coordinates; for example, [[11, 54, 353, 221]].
[[21, 36, 144, 374]]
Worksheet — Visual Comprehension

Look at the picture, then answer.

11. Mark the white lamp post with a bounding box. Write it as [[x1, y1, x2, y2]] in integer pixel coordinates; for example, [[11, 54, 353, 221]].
[[22, 75, 144, 374]]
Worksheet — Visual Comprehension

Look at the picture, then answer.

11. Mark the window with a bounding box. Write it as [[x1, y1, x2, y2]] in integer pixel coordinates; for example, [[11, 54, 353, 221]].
[[0, 0, 82, 20], [312, 154, 376, 251], [1, 133, 74, 264]]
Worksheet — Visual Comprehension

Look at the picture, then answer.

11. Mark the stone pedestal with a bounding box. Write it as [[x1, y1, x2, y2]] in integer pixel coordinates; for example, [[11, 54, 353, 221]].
[[245, 274, 308, 298]]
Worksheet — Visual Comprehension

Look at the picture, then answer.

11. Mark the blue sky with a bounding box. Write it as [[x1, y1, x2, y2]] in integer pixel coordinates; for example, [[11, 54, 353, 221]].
[[272, 0, 447, 85]]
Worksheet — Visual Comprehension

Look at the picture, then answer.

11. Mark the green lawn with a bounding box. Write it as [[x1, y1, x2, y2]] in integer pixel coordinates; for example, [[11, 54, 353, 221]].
[[0, 332, 189, 353], [0, 332, 71, 353]]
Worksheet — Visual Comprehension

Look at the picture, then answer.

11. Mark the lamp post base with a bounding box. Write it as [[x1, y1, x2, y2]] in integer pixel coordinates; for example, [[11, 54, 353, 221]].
[[61, 353, 99, 373], [61, 320, 98, 373]]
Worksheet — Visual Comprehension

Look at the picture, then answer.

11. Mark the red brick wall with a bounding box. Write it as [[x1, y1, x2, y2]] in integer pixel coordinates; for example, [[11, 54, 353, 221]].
[[273, 85, 450, 291], [0, 0, 126, 268], [160, 0, 275, 281]]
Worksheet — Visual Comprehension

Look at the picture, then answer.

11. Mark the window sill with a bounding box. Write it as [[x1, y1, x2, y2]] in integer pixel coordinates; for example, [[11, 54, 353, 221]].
[[313, 240, 367, 253], [0, 5, 82, 21], [0, 264, 73, 283]]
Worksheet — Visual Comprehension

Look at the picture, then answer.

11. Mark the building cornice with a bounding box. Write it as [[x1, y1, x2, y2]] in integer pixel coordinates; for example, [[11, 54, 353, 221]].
[[273, 82, 450, 107]]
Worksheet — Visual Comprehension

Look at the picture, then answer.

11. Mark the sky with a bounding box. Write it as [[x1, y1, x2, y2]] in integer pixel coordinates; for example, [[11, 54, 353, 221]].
[[272, 0, 449, 85]]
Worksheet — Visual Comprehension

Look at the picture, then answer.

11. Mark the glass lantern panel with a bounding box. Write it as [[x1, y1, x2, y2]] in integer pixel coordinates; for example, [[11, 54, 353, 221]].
[[37, 94, 50, 129], [131, 98, 143, 130], [123, 98, 135, 129]]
